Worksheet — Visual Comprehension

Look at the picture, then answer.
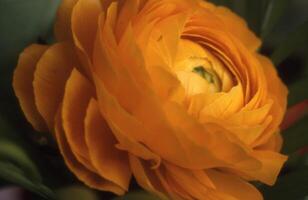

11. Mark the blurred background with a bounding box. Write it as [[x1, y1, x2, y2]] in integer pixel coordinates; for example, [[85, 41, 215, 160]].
[[0, 0, 307, 199]]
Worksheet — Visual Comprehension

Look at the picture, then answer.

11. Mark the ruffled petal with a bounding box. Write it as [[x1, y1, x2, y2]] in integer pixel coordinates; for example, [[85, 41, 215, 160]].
[[253, 55, 288, 147], [54, 109, 125, 195]]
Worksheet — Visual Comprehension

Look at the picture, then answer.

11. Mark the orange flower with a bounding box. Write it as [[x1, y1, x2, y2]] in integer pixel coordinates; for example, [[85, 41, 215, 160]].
[[13, 0, 288, 199]]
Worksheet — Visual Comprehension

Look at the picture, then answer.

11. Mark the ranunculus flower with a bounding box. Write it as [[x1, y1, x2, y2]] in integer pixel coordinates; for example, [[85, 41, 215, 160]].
[[13, 0, 288, 199]]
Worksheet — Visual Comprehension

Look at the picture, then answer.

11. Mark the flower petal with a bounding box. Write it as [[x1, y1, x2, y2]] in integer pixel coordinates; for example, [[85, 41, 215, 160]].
[[13, 44, 48, 131], [199, 1, 261, 51], [54, 0, 78, 41], [62, 69, 95, 171], [33, 42, 77, 130], [54, 109, 125, 195], [245, 150, 287, 185], [207, 169, 263, 200], [85, 98, 132, 191], [128, 155, 168, 199]]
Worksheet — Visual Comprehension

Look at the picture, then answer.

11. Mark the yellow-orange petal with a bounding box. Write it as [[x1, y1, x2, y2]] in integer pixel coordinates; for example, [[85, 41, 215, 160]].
[[164, 164, 209, 199], [199, 85, 244, 120], [54, 0, 78, 41], [54, 109, 125, 195], [62, 69, 95, 171], [252, 55, 288, 147], [13, 44, 48, 132], [33, 42, 78, 130], [246, 150, 287, 185], [207, 169, 263, 200], [257, 132, 283, 152], [85, 98, 132, 191]]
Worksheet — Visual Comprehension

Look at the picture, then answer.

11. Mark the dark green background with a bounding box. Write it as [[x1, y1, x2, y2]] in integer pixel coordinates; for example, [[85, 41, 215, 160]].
[[0, 0, 307, 199]]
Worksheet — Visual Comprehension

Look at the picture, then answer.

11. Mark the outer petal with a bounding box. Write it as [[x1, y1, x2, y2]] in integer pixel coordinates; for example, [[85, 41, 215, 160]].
[[85, 98, 132, 191], [246, 150, 287, 185], [199, 1, 261, 51], [13, 44, 48, 131], [72, 0, 102, 56], [128, 155, 168, 199], [33, 42, 77, 130], [54, 0, 78, 41], [164, 164, 210, 199], [71, 0, 103, 78], [207, 170, 263, 200], [62, 69, 95, 171], [253, 55, 288, 147], [54, 109, 125, 195]]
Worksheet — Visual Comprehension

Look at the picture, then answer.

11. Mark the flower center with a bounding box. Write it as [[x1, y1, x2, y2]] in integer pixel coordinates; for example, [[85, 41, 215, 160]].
[[174, 39, 232, 97], [192, 66, 221, 92]]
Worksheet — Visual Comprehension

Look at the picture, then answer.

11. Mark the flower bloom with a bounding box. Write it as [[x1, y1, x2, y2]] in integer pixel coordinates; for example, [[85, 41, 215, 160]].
[[13, 0, 288, 199]]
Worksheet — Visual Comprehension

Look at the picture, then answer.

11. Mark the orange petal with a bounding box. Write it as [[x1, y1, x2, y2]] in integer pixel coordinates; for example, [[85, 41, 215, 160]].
[[85, 98, 132, 191], [71, 0, 104, 79], [13, 44, 48, 131], [54, 0, 78, 41], [54, 109, 125, 195], [93, 75, 161, 165], [207, 169, 263, 200], [33, 42, 77, 130], [164, 164, 210, 199], [245, 150, 287, 185], [72, 0, 102, 56], [199, 1, 261, 51], [115, 0, 140, 41], [163, 101, 261, 171], [128, 155, 168, 199], [199, 85, 244, 120], [257, 132, 283, 152], [253, 55, 288, 147], [62, 69, 95, 171]]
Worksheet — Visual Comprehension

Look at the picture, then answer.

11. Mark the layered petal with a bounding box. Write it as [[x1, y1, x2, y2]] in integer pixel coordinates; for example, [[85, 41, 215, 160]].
[[54, 0, 78, 41], [62, 69, 95, 171], [207, 170, 263, 200], [85, 98, 132, 191], [13, 44, 48, 131], [55, 108, 126, 195], [33, 42, 77, 130]]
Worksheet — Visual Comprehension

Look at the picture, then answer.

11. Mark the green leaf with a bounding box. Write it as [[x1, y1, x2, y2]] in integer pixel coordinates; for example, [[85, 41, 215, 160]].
[[287, 64, 308, 107], [0, 140, 41, 182], [260, 167, 308, 200], [56, 186, 99, 200], [0, 161, 56, 200], [232, 0, 246, 17], [208, 0, 232, 8], [0, 0, 60, 92], [271, 20, 308, 65], [261, 0, 290, 39], [113, 191, 161, 200], [245, 0, 269, 35], [282, 115, 308, 154]]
